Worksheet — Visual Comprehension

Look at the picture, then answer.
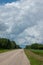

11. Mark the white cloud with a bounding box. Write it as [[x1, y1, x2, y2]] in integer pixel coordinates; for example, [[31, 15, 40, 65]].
[[0, 0, 43, 45]]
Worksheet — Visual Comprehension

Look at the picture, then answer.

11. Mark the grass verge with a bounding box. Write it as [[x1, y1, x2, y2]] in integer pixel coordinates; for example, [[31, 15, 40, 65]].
[[24, 49, 43, 65], [0, 49, 12, 53]]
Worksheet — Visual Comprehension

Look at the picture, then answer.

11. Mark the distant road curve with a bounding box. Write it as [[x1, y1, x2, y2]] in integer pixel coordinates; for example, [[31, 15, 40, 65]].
[[0, 49, 30, 65]]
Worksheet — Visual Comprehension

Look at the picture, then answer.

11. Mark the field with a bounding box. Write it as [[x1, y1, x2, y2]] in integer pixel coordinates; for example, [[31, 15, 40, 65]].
[[31, 49, 43, 56], [24, 49, 43, 65]]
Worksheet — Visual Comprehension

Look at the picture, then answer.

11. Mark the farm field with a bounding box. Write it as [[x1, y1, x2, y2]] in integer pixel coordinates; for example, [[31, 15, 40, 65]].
[[31, 49, 43, 56], [24, 49, 43, 65]]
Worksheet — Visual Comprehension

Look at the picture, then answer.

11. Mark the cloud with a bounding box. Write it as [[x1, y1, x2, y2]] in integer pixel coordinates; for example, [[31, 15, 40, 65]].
[[0, 0, 43, 45]]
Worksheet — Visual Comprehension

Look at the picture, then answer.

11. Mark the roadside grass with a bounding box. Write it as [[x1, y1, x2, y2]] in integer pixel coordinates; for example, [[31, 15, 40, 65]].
[[0, 49, 12, 53], [24, 49, 43, 65], [31, 49, 43, 56]]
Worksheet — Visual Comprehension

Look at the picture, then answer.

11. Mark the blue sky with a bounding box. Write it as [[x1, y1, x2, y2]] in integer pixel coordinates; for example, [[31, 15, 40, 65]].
[[0, 0, 43, 45], [0, 0, 18, 4]]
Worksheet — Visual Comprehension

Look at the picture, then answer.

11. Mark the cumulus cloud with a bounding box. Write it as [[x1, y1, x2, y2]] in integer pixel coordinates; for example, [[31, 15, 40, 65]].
[[0, 0, 43, 45]]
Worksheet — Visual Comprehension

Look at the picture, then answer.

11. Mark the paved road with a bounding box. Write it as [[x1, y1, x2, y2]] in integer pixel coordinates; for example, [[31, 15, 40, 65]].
[[0, 49, 30, 65]]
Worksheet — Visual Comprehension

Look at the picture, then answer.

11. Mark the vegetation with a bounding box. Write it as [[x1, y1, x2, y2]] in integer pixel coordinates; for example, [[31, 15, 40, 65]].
[[24, 49, 43, 65], [0, 49, 11, 53], [0, 38, 21, 49], [31, 49, 43, 56], [31, 43, 43, 50], [25, 43, 43, 50], [25, 43, 43, 65]]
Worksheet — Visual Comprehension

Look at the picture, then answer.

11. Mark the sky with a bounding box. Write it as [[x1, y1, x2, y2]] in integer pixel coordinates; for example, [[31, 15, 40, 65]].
[[0, 0, 18, 4], [0, 0, 43, 46]]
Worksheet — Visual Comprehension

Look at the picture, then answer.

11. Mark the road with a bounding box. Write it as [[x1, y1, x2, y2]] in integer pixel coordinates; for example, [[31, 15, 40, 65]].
[[0, 49, 30, 65]]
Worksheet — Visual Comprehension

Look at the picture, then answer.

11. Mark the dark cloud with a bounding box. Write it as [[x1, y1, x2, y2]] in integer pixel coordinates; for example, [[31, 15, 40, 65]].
[[0, 0, 43, 45], [0, 23, 8, 31]]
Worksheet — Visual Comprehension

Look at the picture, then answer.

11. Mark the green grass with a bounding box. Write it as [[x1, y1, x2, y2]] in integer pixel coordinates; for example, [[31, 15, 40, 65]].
[[24, 49, 43, 65], [0, 49, 12, 53], [31, 49, 43, 56]]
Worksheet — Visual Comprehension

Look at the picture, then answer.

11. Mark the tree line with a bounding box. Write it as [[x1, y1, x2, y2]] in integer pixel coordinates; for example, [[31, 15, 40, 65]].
[[0, 38, 21, 49], [25, 43, 43, 50]]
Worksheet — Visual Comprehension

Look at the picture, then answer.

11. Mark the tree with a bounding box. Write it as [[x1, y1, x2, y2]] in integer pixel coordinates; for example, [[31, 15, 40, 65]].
[[0, 38, 21, 49]]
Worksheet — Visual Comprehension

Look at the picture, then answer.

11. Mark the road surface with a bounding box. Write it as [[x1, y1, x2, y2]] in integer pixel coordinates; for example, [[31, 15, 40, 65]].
[[0, 49, 30, 65]]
